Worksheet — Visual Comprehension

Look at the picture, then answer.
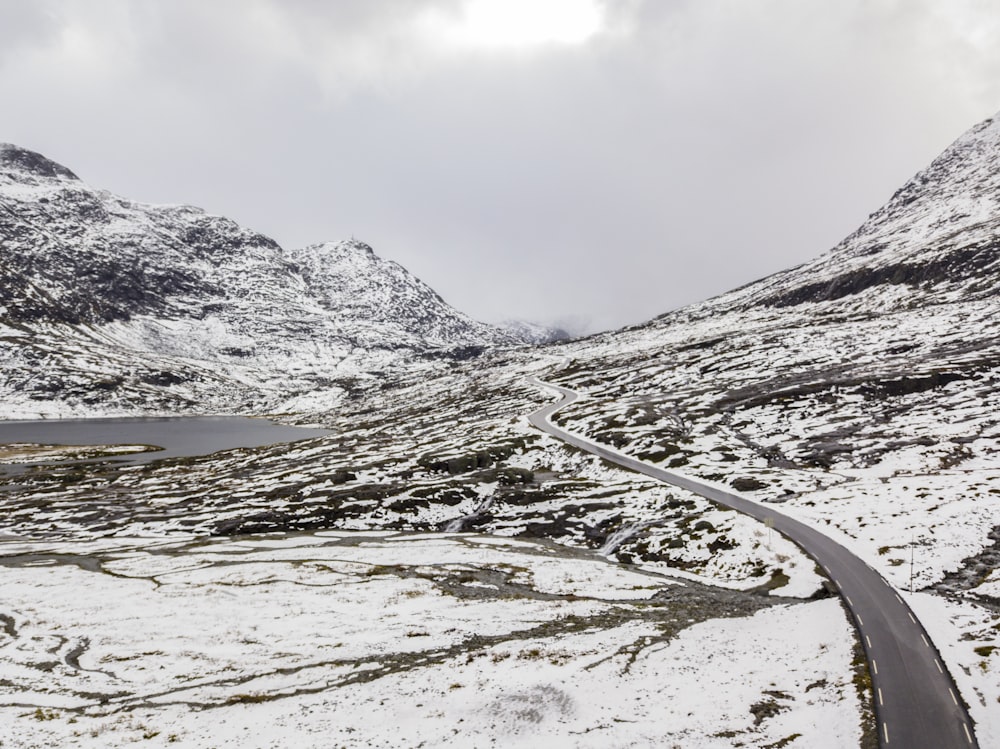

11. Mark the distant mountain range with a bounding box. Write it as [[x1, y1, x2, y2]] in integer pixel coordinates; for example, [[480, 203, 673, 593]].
[[0, 143, 562, 417], [3, 110, 999, 420]]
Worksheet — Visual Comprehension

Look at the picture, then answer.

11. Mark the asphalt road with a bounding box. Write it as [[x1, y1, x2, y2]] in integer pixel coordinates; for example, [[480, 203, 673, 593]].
[[528, 378, 978, 749]]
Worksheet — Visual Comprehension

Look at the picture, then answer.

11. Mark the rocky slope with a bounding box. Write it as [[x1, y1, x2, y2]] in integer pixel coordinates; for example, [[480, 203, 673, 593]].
[[0, 143, 537, 417]]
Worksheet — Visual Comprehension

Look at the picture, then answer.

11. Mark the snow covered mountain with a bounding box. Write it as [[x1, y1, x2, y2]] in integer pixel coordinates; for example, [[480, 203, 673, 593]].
[[498, 318, 571, 345], [0, 143, 530, 417], [546, 109, 1000, 552], [707, 111, 1000, 313], [4, 113, 1000, 747], [290, 240, 508, 349]]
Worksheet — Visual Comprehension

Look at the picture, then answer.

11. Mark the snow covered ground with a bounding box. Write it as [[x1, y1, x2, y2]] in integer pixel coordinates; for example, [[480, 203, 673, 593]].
[[0, 532, 862, 749], [544, 297, 1000, 742]]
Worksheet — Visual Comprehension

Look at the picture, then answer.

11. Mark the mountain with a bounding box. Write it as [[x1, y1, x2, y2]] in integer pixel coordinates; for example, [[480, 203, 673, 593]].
[[288, 240, 529, 351], [702, 111, 1000, 313], [0, 143, 527, 417], [545, 110, 1000, 525], [498, 318, 571, 345], [3, 114, 1000, 747]]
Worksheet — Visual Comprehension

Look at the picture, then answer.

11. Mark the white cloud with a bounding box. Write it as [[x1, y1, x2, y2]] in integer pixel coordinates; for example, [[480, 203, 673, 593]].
[[417, 0, 606, 50]]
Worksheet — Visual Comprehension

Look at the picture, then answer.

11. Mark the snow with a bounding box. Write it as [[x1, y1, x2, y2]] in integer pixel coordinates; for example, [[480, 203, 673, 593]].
[[0, 533, 861, 749], [0, 323, 28, 338], [905, 592, 1000, 749]]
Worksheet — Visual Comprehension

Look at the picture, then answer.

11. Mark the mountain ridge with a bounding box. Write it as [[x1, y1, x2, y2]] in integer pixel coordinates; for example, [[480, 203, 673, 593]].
[[0, 143, 557, 417], [708, 110, 1000, 313]]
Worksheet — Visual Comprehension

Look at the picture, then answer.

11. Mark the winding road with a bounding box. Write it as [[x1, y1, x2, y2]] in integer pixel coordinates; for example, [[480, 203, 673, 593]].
[[529, 379, 978, 749]]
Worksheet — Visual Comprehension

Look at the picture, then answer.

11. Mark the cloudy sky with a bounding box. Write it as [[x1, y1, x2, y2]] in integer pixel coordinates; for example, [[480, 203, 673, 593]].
[[3, 0, 1000, 332]]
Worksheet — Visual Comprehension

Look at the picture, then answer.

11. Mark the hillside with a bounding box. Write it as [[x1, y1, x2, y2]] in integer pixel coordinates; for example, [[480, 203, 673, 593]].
[[0, 143, 539, 417], [540, 110, 1000, 742]]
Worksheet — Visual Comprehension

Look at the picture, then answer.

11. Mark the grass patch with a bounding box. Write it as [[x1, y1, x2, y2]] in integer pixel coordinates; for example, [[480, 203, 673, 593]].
[[764, 735, 802, 749], [228, 693, 270, 704], [852, 640, 879, 749]]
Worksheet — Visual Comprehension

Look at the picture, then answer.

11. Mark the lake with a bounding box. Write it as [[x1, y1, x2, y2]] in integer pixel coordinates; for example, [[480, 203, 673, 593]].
[[0, 416, 330, 468]]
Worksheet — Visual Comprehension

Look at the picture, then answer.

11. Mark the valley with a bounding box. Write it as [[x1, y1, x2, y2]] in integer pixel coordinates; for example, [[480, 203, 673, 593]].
[[3, 110, 1000, 747]]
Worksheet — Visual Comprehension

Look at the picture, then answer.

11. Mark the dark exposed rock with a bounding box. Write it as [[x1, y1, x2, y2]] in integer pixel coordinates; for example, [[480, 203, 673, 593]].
[[759, 240, 1000, 308], [931, 526, 1000, 611], [731, 477, 768, 492], [0, 144, 79, 180]]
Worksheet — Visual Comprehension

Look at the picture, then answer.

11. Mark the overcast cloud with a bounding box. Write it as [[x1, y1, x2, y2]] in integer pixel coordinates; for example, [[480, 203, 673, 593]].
[[2, 0, 1000, 332]]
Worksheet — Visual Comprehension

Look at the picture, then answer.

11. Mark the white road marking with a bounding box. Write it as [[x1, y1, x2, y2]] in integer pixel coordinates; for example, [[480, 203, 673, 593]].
[[857, 615, 864, 626], [895, 593, 904, 603], [846, 596, 854, 606], [908, 612, 916, 623], [834, 579, 842, 589], [878, 687, 884, 706], [883, 722, 890, 744], [866, 635, 872, 648], [935, 659, 943, 673], [921, 634, 930, 648], [949, 688, 958, 706], [872, 659, 878, 675], [965, 722, 973, 744]]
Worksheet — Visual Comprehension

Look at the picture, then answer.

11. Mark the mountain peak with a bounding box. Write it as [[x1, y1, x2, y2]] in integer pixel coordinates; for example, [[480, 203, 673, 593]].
[[287, 239, 518, 346], [341, 238, 376, 254], [834, 110, 1000, 261], [307, 238, 375, 256], [0, 143, 79, 181], [698, 109, 1000, 313]]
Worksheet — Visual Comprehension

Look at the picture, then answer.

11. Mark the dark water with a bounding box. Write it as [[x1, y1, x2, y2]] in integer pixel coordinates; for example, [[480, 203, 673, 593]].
[[0, 416, 330, 467]]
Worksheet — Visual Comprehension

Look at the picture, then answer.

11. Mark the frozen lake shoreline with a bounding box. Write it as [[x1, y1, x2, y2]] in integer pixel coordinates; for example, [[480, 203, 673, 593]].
[[0, 416, 330, 468]]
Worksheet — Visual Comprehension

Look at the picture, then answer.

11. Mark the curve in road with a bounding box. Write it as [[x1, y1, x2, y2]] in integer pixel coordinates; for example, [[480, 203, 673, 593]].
[[528, 378, 978, 749]]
